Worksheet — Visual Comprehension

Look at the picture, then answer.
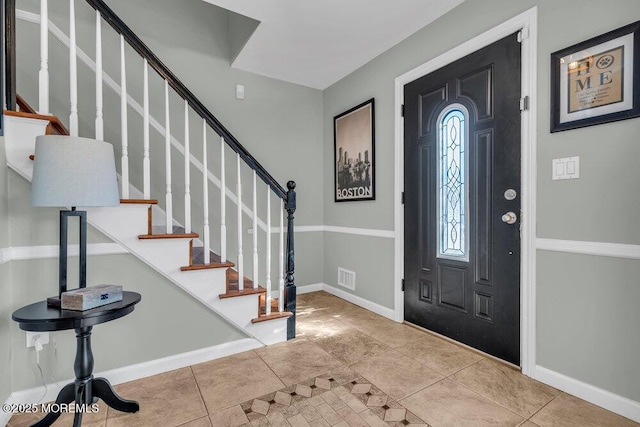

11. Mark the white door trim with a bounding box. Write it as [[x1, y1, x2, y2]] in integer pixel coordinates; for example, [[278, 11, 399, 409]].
[[393, 7, 538, 375]]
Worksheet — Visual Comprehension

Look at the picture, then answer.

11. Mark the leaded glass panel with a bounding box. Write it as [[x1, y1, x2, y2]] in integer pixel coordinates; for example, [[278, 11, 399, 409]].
[[438, 108, 468, 259]]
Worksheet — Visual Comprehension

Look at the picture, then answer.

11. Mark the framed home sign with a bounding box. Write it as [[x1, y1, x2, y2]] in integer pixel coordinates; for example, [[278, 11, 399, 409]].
[[334, 98, 375, 201], [551, 20, 640, 132]]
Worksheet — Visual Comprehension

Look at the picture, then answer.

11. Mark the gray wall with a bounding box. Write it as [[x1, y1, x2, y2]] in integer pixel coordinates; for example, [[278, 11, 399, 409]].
[[0, 138, 13, 404], [322, 0, 640, 402]]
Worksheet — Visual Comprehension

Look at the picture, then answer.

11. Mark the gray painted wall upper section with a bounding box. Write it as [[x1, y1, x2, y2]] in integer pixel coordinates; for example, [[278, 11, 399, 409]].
[[323, 0, 640, 242]]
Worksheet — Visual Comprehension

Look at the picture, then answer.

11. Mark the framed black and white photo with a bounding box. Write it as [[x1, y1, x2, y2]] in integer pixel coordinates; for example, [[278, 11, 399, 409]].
[[551, 20, 640, 132], [334, 98, 375, 202]]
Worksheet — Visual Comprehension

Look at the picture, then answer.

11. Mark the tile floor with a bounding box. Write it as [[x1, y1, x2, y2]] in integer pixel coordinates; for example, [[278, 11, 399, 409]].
[[8, 291, 639, 427]]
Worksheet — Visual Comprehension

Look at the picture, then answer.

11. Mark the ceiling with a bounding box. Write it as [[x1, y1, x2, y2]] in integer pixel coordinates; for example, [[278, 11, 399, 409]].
[[203, 0, 465, 90]]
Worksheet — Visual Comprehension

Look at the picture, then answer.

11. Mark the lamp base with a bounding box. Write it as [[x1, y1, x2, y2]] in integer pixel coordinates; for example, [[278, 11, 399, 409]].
[[47, 296, 62, 308]]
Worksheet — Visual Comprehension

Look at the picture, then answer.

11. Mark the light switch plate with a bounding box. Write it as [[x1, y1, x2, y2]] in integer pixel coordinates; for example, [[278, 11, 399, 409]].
[[236, 84, 245, 100], [552, 156, 580, 180]]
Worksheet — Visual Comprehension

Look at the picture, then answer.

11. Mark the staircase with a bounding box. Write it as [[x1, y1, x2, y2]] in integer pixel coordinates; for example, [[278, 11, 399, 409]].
[[2, 0, 297, 345]]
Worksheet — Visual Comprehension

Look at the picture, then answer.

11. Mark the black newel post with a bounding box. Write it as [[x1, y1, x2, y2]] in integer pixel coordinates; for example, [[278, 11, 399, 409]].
[[284, 180, 296, 339]]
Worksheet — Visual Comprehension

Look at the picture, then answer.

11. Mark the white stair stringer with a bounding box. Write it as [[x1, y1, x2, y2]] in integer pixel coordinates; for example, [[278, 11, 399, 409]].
[[3, 115, 289, 346]]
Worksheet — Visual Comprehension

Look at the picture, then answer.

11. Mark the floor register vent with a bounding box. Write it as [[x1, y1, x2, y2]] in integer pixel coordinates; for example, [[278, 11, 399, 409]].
[[338, 267, 356, 291]]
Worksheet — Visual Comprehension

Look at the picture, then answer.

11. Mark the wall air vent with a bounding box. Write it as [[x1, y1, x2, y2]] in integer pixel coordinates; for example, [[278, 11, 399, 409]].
[[337, 267, 356, 291]]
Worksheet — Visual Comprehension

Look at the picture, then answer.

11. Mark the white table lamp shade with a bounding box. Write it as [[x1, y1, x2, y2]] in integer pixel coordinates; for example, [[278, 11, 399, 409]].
[[31, 135, 120, 207]]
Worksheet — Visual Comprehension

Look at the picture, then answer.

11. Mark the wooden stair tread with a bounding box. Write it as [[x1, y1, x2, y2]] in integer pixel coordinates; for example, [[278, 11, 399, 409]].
[[181, 246, 234, 271], [251, 311, 293, 323], [219, 285, 264, 299], [225, 269, 254, 288], [219, 269, 260, 298], [138, 225, 198, 239], [259, 297, 282, 315], [120, 199, 159, 205], [5, 109, 69, 136]]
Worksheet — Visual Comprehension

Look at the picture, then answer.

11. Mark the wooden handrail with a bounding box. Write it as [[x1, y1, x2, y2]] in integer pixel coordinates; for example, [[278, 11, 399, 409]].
[[83, 0, 287, 200], [16, 94, 36, 113]]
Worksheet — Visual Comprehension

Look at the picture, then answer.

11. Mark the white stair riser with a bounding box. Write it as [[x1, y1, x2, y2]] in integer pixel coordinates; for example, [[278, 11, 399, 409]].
[[4, 115, 47, 181], [248, 319, 289, 346]]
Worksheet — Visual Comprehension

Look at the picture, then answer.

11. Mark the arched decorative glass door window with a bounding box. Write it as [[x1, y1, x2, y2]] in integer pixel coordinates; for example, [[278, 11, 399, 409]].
[[437, 106, 469, 260]]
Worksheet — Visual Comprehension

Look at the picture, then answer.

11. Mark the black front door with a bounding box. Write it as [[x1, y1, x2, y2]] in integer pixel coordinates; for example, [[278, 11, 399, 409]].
[[404, 33, 522, 364]]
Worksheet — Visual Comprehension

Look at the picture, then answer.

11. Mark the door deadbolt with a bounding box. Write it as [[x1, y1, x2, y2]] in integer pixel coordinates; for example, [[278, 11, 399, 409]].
[[501, 211, 517, 225]]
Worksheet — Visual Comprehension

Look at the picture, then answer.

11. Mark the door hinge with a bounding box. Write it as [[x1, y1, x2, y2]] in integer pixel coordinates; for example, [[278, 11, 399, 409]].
[[517, 27, 529, 43], [402, 278, 405, 291], [401, 104, 405, 117], [519, 96, 530, 112], [401, 192, 405, 204]]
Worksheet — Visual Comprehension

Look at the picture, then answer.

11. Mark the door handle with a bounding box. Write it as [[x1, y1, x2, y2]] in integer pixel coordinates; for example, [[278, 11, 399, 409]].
[[501, 211, 517, 225]]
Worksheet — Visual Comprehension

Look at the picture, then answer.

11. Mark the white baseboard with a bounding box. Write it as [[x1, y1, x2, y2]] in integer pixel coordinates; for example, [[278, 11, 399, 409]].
[[533, 365, 640, 423], [2, 338, 262, 425], [297, 283, 395, 321], [296, 283, 325, 294]]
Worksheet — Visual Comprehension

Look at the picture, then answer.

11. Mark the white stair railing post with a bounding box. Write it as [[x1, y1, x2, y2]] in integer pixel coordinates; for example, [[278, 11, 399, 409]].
[[120, 35, 129, 198], [220, 136, 226, 263], [202, 120, 210, 264], [38, 0, 49, 114], [164, 81, 173, 234], [183, 100, 191, 233], [265, 190, 272, 315], [252, 171, 258, 290], [236, 154, 244, 290], [143, 59, 150, 199], [278, 200, 284, 313], [68, 0, 78, 136], [94, 10, 103, 140]]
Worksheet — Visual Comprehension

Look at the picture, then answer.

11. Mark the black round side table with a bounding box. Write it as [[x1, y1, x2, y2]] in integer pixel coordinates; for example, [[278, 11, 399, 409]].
[[12, 291, 142, 427]]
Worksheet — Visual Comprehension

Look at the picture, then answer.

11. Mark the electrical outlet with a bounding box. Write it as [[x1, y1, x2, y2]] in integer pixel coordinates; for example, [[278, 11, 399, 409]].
[[26, 331, 49, 348]]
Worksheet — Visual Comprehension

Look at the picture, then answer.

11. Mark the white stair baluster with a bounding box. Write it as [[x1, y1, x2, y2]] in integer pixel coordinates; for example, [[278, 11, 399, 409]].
[[94, 10, 103, 140], [279, 199, 284, 313], [143, 59, 150, 199], [252, 171, 258, 289], [68, 0, 78, 136], [265, 190, 272, 315], [237, 153, 244, 290], [38, 0, 49, 114], [202, 120, 210, 264], [220, 136, 226, 263], [164, 81, 173, 234], [120, 35, 129, 199], [184, 100, 191, 233]]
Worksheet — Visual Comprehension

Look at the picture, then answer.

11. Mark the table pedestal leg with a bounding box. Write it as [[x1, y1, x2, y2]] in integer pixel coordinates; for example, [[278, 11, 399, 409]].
[[29, 383, 75, 427], [30, 326, 138, 427], [93, 377, 139, 412]]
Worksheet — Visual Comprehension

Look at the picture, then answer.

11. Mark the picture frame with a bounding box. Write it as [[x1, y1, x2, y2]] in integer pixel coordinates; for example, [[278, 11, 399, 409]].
[[550, 20, 640, 132], [334, 98, 375, 202]]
